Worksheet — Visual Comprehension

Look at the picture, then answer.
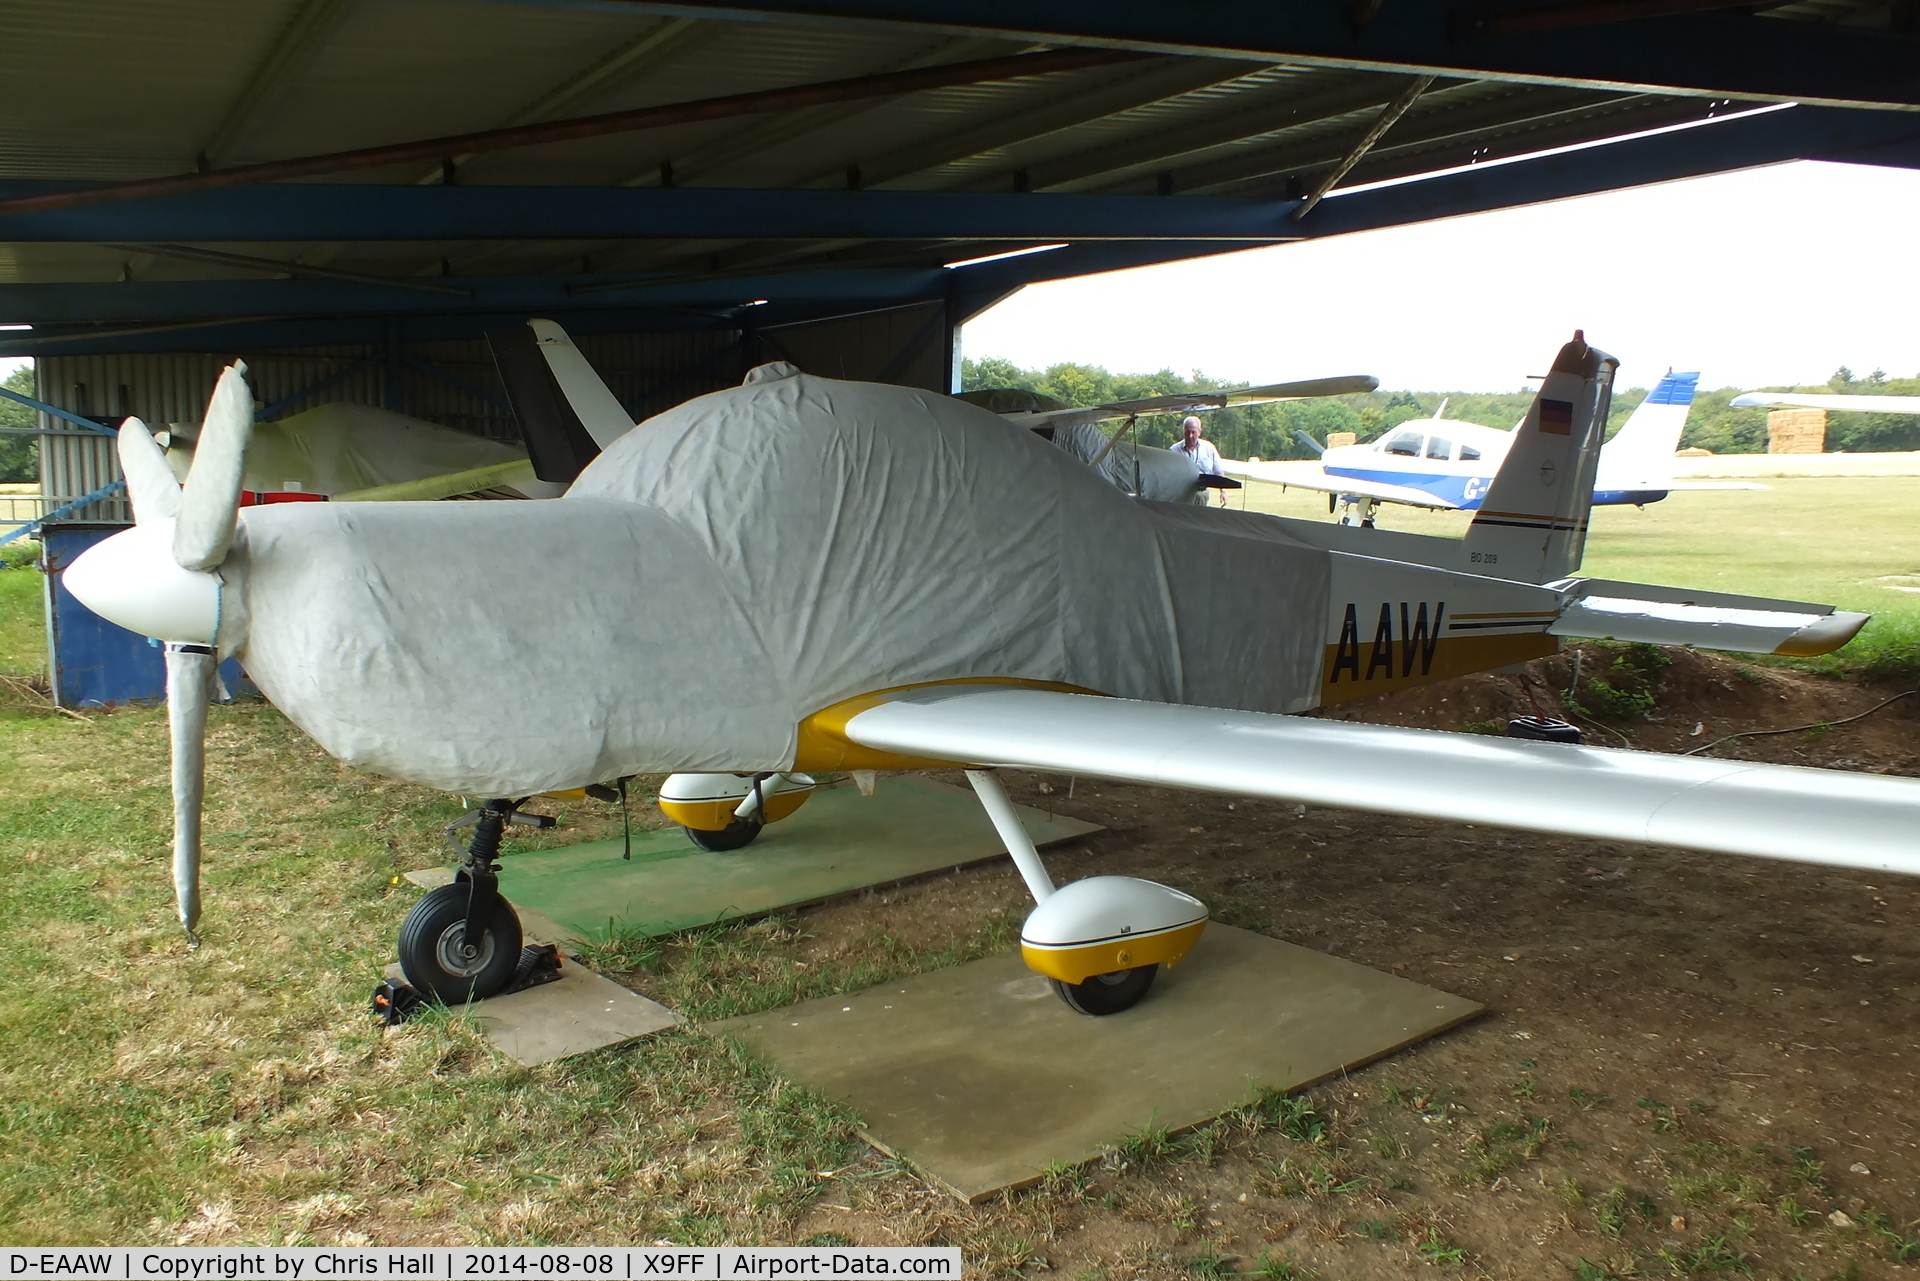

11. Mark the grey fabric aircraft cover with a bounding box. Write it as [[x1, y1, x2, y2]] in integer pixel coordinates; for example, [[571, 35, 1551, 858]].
[[1050, 420, 1210, 504], [227, 366, 1329, 795], [167, 402, 563, 499]]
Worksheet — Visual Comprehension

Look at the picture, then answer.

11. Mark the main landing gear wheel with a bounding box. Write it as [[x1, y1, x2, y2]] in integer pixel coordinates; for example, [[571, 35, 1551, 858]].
[[684, 816, 763, 851], [399, 883, 524, 1005], [1051, 963, 1159, 1016]]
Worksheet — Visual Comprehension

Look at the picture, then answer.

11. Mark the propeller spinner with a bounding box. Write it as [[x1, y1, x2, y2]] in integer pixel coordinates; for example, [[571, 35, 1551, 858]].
[[62, 363, 254, 940]]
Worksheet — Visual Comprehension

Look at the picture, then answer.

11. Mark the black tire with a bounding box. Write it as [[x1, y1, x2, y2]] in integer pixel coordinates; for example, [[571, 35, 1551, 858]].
[[684, 817, 763, 851], [398, 883, 523, 1005], [1051, 964, 1159, 1016]]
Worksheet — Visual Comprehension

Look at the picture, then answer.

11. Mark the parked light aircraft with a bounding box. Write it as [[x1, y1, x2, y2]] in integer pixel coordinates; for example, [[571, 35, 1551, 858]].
[[1233, 371, 1766, 526], [61, 325, 1914, 1019]]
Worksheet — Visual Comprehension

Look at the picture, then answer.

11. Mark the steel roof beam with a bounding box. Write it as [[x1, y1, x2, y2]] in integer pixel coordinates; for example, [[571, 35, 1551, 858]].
[[838, 56, 1259, 190], [1162, 84, 1671, 196], [199, 0, 359, 168], [555, 0, 1920, 112], [0, 184, 1312, 242], [0, 46, 1147, 222], [1296, 102, 1920, 235], [0, 268, 950, 326], [419, 15, 721, 186], [994, 71, 1417, 195]]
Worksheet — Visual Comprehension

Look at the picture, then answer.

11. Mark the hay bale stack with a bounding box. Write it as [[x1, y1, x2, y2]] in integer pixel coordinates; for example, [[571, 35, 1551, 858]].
[[1767, 408, 1827, 454]]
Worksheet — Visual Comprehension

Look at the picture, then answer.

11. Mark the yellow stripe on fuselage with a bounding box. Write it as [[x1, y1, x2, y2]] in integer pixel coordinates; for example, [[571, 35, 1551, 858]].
[[792, 677, 1097, 772], [1318, 631, 1557, 706]]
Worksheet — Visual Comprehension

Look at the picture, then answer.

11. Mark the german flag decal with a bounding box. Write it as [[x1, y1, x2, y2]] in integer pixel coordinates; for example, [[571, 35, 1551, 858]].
[[1539, 398, 1574, 435]]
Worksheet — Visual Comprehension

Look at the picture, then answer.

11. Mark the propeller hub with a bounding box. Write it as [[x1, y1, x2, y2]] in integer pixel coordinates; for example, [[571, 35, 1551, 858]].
[[64, 520, 224, 645]]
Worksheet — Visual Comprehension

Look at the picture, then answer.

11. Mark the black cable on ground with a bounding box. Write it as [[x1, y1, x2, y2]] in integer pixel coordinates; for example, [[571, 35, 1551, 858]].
[[1682, 688, 1916, 758]]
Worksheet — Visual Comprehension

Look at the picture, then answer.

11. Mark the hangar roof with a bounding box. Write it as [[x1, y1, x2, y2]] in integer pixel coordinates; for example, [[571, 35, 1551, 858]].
[[2, 0, 1917, 355]]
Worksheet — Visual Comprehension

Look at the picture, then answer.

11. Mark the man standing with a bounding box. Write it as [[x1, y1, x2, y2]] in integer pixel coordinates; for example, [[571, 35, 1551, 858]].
[[1170, 414, 1227, 505]]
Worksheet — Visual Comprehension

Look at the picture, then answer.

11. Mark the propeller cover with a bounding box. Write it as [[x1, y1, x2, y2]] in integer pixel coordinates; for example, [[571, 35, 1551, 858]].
[[63, 519, 224, 645]]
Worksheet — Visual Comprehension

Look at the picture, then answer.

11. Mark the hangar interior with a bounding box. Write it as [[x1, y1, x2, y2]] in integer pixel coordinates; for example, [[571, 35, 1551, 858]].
[[3, 0, 1919, 697]]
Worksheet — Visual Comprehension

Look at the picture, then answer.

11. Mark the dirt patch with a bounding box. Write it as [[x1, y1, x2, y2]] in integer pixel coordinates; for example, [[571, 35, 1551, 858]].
[[1311, 643, 1920, 772], [739, 648, 1920, 1278]]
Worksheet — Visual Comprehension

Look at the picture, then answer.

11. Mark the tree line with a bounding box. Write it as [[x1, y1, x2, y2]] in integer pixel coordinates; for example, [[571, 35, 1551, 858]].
[[961, 357, 1920, 458], [0, 366, 34, 483], [3, 357, 1916, 487]]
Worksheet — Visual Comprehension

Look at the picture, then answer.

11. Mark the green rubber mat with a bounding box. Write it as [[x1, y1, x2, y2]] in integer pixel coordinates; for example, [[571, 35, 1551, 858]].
[[483, 776, 1101, 942]]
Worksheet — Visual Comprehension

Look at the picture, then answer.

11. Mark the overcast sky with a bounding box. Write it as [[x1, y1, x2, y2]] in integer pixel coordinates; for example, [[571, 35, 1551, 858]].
[[961, 159, 1920, 394]]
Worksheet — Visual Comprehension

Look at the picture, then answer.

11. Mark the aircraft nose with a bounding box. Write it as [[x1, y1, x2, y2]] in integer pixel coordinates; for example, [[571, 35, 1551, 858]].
[[63, 520, 225, 645]]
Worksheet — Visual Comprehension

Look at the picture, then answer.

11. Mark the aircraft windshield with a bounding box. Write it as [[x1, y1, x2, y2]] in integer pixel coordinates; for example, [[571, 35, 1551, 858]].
[[1384, 431, 1423, 456], [1426, 437, 1453, 460]]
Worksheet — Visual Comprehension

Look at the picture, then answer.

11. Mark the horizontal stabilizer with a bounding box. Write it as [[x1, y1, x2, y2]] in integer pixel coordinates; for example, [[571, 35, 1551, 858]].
[[835, 685, 1920, 876], [1551, 578, 1868, 656]]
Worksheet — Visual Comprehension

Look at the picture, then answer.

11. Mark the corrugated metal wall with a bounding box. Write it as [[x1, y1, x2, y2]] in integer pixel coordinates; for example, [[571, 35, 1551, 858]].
[[757, 302, 950, 393], [35, 329, 747, 522]]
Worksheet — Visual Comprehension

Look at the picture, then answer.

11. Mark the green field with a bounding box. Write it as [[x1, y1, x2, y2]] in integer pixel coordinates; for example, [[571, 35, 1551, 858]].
[[1238, 474, 1920, 677]]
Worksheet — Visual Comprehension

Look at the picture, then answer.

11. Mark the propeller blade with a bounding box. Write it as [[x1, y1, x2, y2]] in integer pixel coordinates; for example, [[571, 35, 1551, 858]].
[[1225, 374, 1379, 403], [165, 643, 214, 938], [173, 362, 253, 572], [116, 418, 182, 523], [1292, 429, 1326, 456]]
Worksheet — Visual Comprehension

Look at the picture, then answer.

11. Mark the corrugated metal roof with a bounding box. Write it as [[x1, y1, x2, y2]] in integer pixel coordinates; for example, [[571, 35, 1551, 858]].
[[0, 0, 1895, 337]]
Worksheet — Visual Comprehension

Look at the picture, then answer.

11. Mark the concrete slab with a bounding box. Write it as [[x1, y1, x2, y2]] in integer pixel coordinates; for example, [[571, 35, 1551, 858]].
[[470, 963, 680, 1066], [381, 958, 680, 1066], [412, 776, 1100, 944], [712, 925, 1482, 1202]]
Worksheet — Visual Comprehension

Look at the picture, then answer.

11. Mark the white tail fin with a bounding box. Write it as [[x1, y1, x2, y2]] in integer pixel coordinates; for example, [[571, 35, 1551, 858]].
[[1460, 333, 1616, 584], [489, 319, 637, 484], [1595, 369, 1698, 490]]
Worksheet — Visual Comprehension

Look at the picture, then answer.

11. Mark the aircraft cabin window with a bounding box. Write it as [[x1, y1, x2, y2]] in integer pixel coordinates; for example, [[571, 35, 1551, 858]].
[[1460, 444, 1482, 461], [1426, 437, 1453, 460], [1384, 431, 1423, 456]]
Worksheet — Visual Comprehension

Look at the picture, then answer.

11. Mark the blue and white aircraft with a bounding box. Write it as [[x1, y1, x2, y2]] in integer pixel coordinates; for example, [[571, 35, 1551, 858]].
[[1228, 370, 1765, 525]]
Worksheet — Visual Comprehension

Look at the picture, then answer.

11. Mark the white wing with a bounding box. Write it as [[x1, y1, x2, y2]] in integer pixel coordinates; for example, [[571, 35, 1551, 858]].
[[1730, 392, 1920, 415], [836, 686, 1920, 877], [1220, 458, 1463, 509], [1650, 480, 1772, 492]]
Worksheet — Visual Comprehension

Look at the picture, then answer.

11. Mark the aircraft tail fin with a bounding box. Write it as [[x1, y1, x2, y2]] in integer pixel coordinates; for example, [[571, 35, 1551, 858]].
[[1595, 369, 1698, 488], [487, 319, 636, 484], [1460, 332, 1617, 583]]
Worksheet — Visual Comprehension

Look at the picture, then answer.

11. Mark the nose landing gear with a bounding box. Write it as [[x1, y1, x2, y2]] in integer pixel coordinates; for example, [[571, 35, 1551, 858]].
[[397, 798, 551, 1004]]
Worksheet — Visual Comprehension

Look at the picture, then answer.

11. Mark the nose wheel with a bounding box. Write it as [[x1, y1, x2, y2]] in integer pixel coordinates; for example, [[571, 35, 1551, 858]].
[[397, 799, 539, 1004], [398, 883, 523, 1004]]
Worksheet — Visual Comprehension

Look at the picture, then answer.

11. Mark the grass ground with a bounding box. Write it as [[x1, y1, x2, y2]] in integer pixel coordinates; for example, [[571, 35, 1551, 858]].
[[1237, 476, 1920, 677]]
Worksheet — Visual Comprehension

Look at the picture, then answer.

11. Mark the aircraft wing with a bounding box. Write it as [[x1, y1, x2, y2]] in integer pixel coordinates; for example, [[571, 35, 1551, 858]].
[[1731, 392, 1920, 415], [1655, 479, 1772, 492], [1220, 458, 1463, 509], [1014, 375, 1379, 431], [835, 686, 1920, 876]]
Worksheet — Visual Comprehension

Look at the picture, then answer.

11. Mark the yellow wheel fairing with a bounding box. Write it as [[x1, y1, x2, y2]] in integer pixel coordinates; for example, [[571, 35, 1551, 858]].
[[1021, 918, 1208, 985], [658, 772, 815, 831], [658, 792, 812, 830]]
